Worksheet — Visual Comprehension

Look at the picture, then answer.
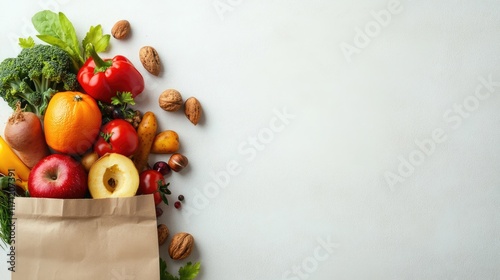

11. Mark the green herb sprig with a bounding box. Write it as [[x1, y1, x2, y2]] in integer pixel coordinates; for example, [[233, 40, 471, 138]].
[[160, 258, 201, 280]]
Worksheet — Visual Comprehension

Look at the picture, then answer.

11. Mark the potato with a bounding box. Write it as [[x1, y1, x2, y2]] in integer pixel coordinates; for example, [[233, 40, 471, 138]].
[[132, 111, 158, 172], [151, 130, 180, 154]]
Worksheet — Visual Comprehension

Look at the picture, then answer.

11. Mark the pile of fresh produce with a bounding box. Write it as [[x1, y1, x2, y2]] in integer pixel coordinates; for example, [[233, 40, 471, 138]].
[[0, 10, 201, 279]]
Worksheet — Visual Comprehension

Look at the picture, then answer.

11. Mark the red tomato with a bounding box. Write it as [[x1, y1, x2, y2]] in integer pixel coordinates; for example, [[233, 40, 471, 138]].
[[138, 170, 168, 205], [94, 119, 138, 157]]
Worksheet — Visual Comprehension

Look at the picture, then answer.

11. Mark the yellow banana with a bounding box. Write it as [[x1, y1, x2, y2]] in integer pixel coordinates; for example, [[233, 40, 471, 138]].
[[0, 136, 30, 191]]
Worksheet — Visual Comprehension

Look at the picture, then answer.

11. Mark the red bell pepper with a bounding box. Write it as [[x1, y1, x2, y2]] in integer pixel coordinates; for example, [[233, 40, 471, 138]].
[[77, 45, 145, 103]]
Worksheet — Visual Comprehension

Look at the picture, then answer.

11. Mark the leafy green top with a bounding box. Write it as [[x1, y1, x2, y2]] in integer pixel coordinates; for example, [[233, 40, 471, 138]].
[[160, 258, 201, 280], [26, 10, 110, 71]]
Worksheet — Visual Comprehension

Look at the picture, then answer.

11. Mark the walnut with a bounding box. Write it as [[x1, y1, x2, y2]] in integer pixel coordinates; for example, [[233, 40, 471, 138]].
[[159, 89, 183, 112], [168, 232, 194, 260]]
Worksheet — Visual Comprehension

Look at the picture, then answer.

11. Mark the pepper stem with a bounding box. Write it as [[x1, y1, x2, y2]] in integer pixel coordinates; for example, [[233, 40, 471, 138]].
[[86, 44, 112, 72]]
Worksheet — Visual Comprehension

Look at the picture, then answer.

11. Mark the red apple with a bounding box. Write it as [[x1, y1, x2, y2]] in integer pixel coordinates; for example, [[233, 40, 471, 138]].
[[28, 154, 88, 198]]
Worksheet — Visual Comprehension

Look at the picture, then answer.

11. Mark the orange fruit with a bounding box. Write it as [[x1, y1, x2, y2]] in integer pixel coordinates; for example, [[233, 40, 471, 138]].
[[44, 91, 102, 155]]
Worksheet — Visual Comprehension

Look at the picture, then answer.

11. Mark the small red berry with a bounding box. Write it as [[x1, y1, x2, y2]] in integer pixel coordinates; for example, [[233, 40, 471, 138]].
[[174, 201, 181, 209], [153, 161, 171, 176], [156, 207, 163, 217]]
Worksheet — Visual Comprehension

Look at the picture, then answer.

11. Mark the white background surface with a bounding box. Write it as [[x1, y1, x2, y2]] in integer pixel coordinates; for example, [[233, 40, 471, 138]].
[[1, 0, 500, 279]]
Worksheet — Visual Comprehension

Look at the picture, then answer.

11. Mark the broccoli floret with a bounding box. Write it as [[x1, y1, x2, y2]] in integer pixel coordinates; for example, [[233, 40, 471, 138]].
[[0, 44, 78, 116]]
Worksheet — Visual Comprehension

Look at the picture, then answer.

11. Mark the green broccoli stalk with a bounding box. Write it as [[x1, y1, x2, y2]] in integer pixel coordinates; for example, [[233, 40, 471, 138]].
[[0, 44, 78, 116]]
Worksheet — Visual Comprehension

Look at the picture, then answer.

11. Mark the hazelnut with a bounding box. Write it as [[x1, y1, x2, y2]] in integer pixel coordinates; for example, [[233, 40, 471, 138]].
[[168, 153, 188, 172], [159, 89, 183, 112]]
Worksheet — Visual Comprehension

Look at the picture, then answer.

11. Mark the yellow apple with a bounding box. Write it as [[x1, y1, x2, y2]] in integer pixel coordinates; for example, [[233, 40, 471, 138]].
[[88, 153, 139, 198]]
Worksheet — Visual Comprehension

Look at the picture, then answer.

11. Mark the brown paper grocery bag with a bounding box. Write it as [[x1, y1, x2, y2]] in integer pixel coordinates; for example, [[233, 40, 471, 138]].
[[11, 195, 160, 280]]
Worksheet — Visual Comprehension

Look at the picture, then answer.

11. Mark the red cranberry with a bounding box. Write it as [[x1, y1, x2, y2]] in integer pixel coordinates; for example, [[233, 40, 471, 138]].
[[153, 161, 171, 176], [156, 207, 163, 217]]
